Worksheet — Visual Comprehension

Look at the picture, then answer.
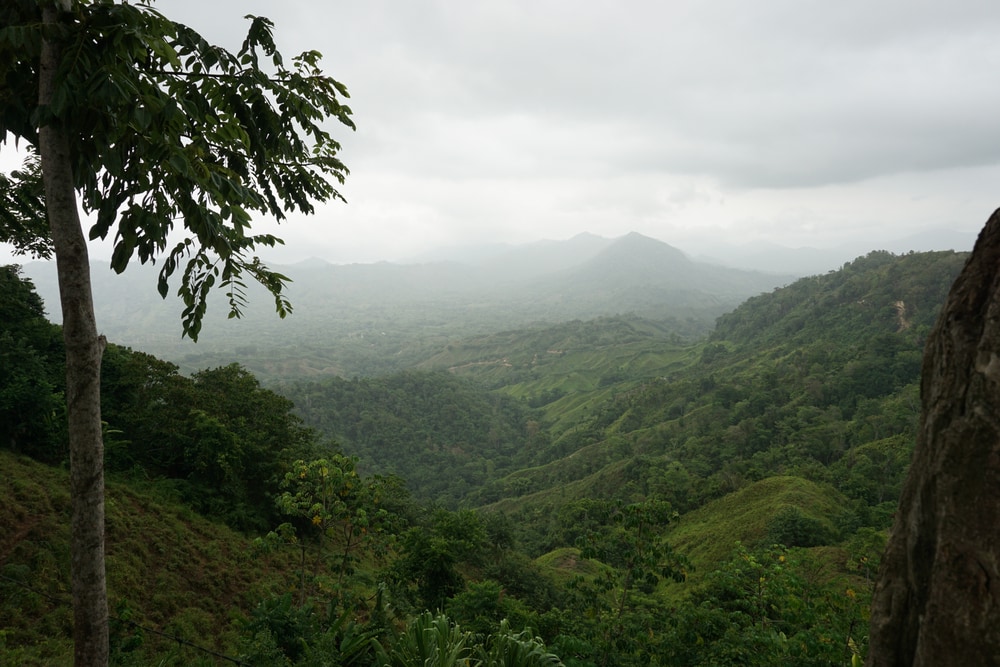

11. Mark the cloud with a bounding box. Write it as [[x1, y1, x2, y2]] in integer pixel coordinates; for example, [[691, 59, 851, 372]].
[[5, 0, 999, 265], [314, 0, 1000, 188]]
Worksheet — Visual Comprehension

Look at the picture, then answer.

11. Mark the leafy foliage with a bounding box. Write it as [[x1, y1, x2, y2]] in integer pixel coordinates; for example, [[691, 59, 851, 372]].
[[565, 499, 686, 666], [238, 593, 378, 667], [263, 456, 403, 608], [0, 0, 354, 338], [373, 612, 565, 667], [373, 611, 472, 667], [661, 544, 869, 666], [100, 355, 322, 531], [0, 265, 63, 461], [390, 508, 489, 612], [0, 155, 51, 259], [4, 275, 319, 530]]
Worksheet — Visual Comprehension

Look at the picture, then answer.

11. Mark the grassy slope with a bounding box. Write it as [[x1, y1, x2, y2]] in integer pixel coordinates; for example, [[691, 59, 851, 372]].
[[0, 451, 292, 665], [658, 476, 874, 609], [666, 475, 845, 573]]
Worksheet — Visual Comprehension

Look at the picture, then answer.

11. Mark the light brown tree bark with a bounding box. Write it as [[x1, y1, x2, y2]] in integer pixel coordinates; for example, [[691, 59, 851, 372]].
[[867, 208, 1000, 665], [38, 3, 110, 665]]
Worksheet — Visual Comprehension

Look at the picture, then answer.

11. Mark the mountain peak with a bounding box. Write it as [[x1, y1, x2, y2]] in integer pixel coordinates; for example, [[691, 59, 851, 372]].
[[600, 232, 691, 263]]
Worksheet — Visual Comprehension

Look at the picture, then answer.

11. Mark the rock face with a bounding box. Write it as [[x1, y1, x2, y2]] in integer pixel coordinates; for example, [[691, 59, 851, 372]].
[[867, 209, 1000, 666]]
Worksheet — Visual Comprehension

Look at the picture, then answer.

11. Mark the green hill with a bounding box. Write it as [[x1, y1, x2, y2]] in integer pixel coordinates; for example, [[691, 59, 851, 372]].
[[277, 370, 537, 506], [666, 475, 846, 575], [417, 250, 965, 562]]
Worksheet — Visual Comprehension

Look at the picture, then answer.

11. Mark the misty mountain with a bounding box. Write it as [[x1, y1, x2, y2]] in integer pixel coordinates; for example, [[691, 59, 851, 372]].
[[514, 232, 789, 320], [403, 232, 613, 278], [19, 232, 793, 377], [474, 232, 614, 282]]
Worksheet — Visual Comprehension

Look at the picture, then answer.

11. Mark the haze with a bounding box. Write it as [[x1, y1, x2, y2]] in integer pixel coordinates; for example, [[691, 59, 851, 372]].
[[3, 0, 999, 266]]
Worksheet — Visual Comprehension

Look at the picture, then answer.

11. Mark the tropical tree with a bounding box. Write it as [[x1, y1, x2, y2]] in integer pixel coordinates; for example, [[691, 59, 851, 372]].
[[0, 2, 353, 663], [266, 456, 401, 608], [0, 155, 50, 258], [393, 509, 489, 612], [373, 612, 565, 667]]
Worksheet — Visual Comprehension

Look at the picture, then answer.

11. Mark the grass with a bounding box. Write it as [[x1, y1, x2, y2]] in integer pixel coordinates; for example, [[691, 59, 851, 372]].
[[667, 476, 846, 571], [0, 450, 295, 665], [534, 547, 607, 586]]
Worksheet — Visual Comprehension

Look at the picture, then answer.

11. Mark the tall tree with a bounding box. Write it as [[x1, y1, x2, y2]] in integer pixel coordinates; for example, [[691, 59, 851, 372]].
[[0, 2, 353, 664], [867, 209, 1000, 665]]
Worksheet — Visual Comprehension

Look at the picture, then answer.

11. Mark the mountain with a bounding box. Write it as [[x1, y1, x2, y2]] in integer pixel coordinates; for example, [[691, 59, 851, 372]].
[[475, 232, 614, 281], [20, 233, 792, 378], [494, 233, 791, 324], [405, 232, 614, 281], [274, 250, 965, 520], [553, 232, 783, 296]]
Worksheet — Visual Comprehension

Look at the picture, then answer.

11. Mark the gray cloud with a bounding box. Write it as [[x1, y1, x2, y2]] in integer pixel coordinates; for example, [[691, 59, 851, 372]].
[[306, 0, 1000, 188], [5, 0, 999, 264]]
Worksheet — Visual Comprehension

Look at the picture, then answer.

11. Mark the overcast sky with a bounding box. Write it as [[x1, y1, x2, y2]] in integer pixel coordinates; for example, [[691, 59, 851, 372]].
[[5, 0, 1000, 264]]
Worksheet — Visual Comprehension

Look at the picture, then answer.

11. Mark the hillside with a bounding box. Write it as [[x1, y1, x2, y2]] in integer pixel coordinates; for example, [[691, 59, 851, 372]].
[[0, 451, 293, 665], [278, 370, 538, 506], [0, 248, 969, 665], [462, 251, 965, 523], [265, 250, 970, 593]]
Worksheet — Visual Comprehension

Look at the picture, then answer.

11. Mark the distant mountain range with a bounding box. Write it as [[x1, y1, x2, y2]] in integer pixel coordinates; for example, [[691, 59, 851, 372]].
[[410, 228, 978, 277], [18, 230, 942, 377]]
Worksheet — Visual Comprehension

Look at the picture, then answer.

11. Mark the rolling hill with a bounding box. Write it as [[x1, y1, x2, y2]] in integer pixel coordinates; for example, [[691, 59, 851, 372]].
[[278, 250, 966, 542]]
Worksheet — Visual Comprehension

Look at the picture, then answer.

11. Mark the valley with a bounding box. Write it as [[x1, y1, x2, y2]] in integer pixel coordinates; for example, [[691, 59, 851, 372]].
[[1, 244, 968, 665]]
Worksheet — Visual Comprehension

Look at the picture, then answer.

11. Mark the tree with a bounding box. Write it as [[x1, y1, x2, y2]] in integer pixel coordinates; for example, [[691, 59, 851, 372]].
[[0, 2, 353, 664], [664, 544, 867, 667], [867, 209, 1000, 665], [0, 155, 51, 258], [393, 509, 489, 612], [0, 265, 63, 459], [373, 612, 565, 667], [571, 499, 686, 667], [266, 456, 401, 608]]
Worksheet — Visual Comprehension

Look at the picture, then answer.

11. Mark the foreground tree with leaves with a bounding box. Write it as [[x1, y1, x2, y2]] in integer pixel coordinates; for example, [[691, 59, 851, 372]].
[[0, 1, 353, 663]]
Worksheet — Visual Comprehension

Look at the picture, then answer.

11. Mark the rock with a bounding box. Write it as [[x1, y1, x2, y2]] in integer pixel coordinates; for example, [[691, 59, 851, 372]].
[[867, 208, 1000, 665]]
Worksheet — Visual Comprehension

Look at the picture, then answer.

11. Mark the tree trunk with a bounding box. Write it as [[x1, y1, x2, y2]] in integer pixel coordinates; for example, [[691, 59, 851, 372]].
[[867, 208, 1000, 666], [38, 4, 110, 666]]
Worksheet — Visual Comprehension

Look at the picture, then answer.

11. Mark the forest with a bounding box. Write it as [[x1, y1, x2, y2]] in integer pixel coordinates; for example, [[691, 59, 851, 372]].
[[0, 247, 967, 665]]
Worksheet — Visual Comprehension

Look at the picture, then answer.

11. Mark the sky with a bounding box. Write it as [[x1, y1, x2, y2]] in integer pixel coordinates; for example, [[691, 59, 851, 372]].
[[4, 0, 1000, 264]]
